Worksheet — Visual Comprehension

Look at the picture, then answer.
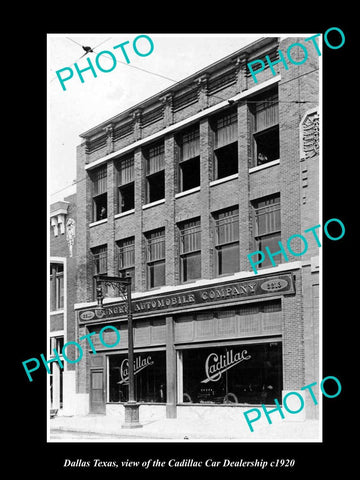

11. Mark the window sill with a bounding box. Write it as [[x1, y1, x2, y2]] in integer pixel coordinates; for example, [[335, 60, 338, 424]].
[[142, 198, 165, 210], [115, 209, 135, 219], [209, 173, 238, 187], [249, 159, 280, 173], [175, 186, 200, 199], [89, 218, 107, 227]]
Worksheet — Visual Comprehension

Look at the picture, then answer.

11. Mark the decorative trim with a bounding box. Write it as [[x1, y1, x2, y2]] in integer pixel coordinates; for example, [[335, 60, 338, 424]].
[[65, 218, 76, 257], [300, 107, 319, 160], [84, 76, 282, 171]]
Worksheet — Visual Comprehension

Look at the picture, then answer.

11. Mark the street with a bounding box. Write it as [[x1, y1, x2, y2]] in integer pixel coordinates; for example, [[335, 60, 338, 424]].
[[49, 429, 169, 441]]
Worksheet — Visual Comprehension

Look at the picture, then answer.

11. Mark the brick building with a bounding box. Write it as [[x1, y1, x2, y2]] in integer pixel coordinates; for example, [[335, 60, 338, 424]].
[[49, 192, 77, 415], [73, 36, 320, 423]]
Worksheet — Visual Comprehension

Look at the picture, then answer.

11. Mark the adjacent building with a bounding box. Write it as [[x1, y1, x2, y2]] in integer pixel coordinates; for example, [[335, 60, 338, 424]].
[[72, 36, 320, 423], [49, 193, 77, 415]]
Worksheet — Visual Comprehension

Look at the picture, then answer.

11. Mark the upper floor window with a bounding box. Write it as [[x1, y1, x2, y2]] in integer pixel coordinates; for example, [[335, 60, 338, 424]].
[[212, 109, 238, 180], [91, 166, 107, 221], [50, 263, 64, 311], [91, 245, 107, 299], [146, 228, 165, 289], [252, 195, 281, 269], [214, 207, 240, 276], [145, 142, 165, 203], [249, 88, 279, 167], [117, 237, 135, 290], [116, 156, 134, 214], [179, 218, 201, 282], [178, 126, 200, 192]]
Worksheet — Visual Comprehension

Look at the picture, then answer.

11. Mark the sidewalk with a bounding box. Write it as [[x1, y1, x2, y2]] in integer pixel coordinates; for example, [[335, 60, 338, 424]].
[[49, 414, 321, 442]]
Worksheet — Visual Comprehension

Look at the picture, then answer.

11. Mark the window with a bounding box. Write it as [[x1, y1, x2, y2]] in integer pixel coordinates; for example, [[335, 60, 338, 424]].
[[213, 109, 238, 180], [91, 245, 107, 298], [214, 207, 240, 275], [146, 229, 165, 289], [50, 263, 64, 311], [249, 89, 279, 167], [178, 126, 200, 192], [180, 342, 282, 405], [108, 351, 166, 403], [91, 166, 107, 221], [116, 156, 134, 213], [253, 195, 281, 269], [50, 336, 64, 353], [179, 218, 201, 282], [145, 142, 165, 203], [117, 237, 135, 289]]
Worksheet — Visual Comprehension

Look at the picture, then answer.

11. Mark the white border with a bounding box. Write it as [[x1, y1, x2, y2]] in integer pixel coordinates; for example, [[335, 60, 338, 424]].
[[47, 33, 322, 443]]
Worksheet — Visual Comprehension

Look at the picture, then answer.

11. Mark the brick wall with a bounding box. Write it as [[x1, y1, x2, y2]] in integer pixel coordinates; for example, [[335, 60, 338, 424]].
[[74, 38, 320, 410]]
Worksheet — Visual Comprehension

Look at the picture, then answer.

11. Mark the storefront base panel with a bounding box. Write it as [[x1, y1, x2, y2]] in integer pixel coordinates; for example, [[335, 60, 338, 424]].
[[177, 400, 308, 424], [61, 370, 78, 416], [106, 404, 166, 422], [281, 390, 306, 422], [64, 394, 89, 416]]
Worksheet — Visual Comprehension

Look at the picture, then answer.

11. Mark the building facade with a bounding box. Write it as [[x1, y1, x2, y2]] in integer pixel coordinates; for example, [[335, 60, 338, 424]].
[[74, 36, 320, 422], [49, 193, 77, 415]]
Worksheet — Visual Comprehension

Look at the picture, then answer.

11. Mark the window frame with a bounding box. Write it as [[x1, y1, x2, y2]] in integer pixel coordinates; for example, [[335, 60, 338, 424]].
[[252, 195, 281, 269], [179, 218, 201, 283], [249, 88, 279, 167], [214, 207, 240, 276], [145, 142, 165, 204], [146, 229, 166, 289], [50, 263, 64, 311], [116, 156, 135, 214], [91, 166, 108, 222], [91, 245, 108, 298], [212, 109, 238, 181], [178, 126, 201, 193], [117, 237, 135, 290]]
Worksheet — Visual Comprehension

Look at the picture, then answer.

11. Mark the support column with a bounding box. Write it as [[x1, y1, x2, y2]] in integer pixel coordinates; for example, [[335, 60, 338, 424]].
[[166, 315, 177, 418], [52, 362, 61, 410]]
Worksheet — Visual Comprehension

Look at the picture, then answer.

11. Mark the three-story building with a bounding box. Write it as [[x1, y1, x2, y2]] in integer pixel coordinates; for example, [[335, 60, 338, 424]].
[[73, 36, 320, 424]]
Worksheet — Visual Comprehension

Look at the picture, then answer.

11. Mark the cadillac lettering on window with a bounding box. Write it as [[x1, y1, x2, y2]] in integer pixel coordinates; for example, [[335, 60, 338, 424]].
[[202, 349, 251, 383], [118, 355, 154, 384]]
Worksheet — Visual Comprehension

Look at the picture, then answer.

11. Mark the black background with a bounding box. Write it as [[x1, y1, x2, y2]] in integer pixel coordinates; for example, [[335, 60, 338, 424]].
[[11, 13, 354, 478]]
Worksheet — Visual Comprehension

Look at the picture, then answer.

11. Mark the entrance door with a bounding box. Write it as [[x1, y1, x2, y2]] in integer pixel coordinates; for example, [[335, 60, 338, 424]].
[[90, 369, 105, 414]]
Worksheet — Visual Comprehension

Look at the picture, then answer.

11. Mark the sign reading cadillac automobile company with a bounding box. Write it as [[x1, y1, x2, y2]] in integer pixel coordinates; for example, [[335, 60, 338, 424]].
[[78, 273, 295, 322]]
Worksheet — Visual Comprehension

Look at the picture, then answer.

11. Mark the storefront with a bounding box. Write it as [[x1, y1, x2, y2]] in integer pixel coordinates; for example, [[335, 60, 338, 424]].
[[76, 270, 303, 419]]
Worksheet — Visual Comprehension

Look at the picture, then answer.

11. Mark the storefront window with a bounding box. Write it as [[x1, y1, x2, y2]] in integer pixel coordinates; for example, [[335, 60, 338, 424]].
[[181, 342, 282, 405], [108, 351, 166, 403]]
